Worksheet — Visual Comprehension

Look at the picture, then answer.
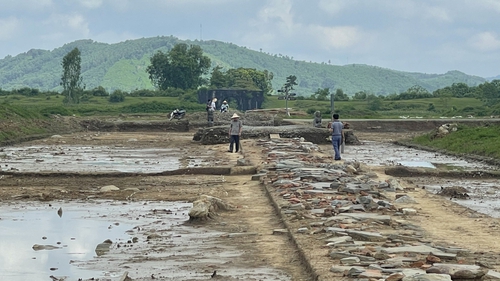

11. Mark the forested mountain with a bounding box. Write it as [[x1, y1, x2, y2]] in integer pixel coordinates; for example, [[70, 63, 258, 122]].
[[0, 36, 486, 96]]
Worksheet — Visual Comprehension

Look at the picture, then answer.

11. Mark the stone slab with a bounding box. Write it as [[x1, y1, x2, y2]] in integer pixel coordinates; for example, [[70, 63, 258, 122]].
[[382, 245, 447, 255]]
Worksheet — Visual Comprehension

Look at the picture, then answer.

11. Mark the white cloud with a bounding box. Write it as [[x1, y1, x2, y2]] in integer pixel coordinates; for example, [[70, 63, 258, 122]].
[[318, 0, 355, 16], [0, 17, 21, 41], [44, 14, 90, 37], [257, 0, 294, 33], [308, 25, 362, 49], [424, 6, 453, 22], [480, 0, 500, 13], [78, 0, 103, 9], [469, 31, 500, 51], [0, 0, 53, 11]]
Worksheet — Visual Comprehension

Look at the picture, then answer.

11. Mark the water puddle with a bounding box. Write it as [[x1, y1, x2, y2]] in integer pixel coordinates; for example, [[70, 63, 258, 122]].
[[0, 145, 217, 173], [341, 141, 500, 217], [0, 201, 290, 280], [411, 178, 500, 218], [0, 201, 191, 280], [343, 141, 497, 171]]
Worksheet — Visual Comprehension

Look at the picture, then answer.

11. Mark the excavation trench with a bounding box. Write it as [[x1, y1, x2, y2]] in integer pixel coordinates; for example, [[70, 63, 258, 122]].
[[1, 130, 500, 280]]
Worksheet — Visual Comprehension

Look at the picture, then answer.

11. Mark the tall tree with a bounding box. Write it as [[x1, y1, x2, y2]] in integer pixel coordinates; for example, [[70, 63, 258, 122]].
[[209, 65, 227, 89], [209, 67, 274, 95], [334, 88, 349, 101], [478, 80, 500, 106], [61, 47, 84, 104], [284, 75, 297, 92], [313, 88, 330, 101], [147, 43, 211, 90], [281, 75, 298, 116]]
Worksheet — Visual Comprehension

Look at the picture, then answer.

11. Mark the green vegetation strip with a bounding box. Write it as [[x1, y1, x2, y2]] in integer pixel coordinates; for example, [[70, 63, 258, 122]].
[[412, 124, 500, 159]]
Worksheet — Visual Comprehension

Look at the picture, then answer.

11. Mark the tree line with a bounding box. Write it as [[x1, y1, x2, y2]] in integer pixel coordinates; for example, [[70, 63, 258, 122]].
[[2, 42, 499, 113]]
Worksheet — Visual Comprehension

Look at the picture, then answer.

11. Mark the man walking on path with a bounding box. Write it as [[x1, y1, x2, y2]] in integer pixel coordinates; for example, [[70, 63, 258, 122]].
[[329, 113, 344, 160], [228, 113, 242, 153]]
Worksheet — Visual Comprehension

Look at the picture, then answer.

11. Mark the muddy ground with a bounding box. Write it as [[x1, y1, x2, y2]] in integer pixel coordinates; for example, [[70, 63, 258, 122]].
[[1, 128, 500, 280]]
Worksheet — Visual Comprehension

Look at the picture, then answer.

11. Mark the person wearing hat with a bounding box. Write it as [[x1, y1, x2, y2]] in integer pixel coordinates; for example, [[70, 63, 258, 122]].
[[220, 100, 229, 113], [228, 113, 242, 153]]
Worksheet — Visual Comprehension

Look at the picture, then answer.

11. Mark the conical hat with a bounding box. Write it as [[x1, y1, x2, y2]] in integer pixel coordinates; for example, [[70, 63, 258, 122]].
[[231, 113, 240, 119]]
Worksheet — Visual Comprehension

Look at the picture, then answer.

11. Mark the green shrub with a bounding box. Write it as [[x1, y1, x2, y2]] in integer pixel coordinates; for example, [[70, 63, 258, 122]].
[[109, 91, 125, 103]]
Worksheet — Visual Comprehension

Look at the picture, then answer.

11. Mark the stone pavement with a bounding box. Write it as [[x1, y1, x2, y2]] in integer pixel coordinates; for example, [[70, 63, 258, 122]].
[[252, 137, 500, 281]]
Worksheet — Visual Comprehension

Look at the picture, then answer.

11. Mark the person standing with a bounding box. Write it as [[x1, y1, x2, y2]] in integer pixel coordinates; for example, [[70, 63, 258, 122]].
[[329, 113, 344, 160], [228, 113, 242, 153], [207, 98, 216, 126], [210, 98, 217, 111]]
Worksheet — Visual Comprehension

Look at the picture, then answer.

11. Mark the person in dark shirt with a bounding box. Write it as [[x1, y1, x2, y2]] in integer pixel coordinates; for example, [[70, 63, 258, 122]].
[[329, 113, 344, 160]]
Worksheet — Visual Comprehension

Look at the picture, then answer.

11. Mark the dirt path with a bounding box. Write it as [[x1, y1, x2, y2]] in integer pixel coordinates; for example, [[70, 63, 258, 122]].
[[2, 131, 500, 279]]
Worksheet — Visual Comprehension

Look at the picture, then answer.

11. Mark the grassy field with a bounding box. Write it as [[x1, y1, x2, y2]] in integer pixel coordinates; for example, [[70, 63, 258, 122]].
[[0, 93, 488, 119], [1, 94, 499, 161], [412, 124, 500, 159], [264, 97, 485, 119]]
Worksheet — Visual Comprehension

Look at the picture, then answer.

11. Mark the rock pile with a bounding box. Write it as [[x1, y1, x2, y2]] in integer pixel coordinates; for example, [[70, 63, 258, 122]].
[[253, 137, 500, 280], [432, 123, 458, 139]]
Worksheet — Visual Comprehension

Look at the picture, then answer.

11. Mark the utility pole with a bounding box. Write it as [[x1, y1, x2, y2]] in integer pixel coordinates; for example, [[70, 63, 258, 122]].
[[330, 93, 335, 117]]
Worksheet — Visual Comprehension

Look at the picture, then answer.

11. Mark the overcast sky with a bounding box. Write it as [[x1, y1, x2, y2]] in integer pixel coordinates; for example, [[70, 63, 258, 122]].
[[1, 0, 500, 78]]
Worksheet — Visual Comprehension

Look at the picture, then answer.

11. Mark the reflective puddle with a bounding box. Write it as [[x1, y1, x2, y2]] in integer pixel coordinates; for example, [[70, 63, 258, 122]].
[[343, 141, 496, 170], [0, 201, 191, 280], [341, 141, 500, 217], [0, 145, 216, 173], [0, 201, 291, 280]]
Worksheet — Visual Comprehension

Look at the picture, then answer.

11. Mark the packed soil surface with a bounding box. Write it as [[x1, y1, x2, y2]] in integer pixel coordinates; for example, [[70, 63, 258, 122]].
[[1, 129, 500, 280]]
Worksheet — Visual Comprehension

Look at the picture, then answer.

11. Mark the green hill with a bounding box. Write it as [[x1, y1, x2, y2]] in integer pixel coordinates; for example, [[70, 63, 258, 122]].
[[0, 36, 486, 96]]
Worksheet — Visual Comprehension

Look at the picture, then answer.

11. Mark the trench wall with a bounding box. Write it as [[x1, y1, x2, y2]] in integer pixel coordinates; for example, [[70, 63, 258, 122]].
[[345, 119, 500, 132]]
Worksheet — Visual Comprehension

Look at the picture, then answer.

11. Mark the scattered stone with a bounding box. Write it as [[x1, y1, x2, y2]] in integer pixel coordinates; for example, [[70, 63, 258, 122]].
[[297, 227, 308, 233], [340, 257, 360, 265], [426, 263, 487, 279], [484, 270, 500, 280], [325, 236, 352, 246], [189, 195, 233, 221], [273, 229, 288, 235], [386, 272, 405, 281], [402, 273, 452, 281], [346, 267, 364, 277], [345, 230, 386, 242], [330, 266, 356, 274], [32, 244, 61, 251], [146, 233, 161, 240], [387, 178, 405, 191], [95, 239, 113, 256], [403, 208, 418, 215], [394, 195, 417, 204], [359, 269, 383, 279], [383, 245, 449, 256], [100, 185, 120, 192]]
